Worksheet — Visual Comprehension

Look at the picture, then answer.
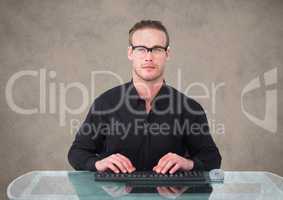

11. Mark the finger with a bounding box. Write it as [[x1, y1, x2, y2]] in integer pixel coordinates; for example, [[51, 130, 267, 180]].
[[113, 155, 132, 173], [106, 162, 120, 173], [169, 186, 189, 195], [159, 186, 171, 194], [156, 186, 165, 194], [116, 154, 135, 171], [161, 160, 175, 174], [156, 187, 174, 198], [157, 153, 172, 166], [153, 165, 161, 173], [116, 154, 134, 167], [168, 186, 180, 193], [117, 156, 136, 173], [153, 165, 157, 171], [169, 163, 180, 174], [156, 157, 171, 173], [156, 153, 176, 169], [154, 165, 160, 173], [110, 157, 127, 173]]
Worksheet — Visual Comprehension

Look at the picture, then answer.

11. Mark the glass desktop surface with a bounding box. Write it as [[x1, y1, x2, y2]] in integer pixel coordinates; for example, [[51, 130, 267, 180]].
[[7, 171, 283, 200]]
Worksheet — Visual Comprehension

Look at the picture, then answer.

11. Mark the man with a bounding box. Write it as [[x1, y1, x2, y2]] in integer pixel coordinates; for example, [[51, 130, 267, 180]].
[[68, 20, 221, 174]]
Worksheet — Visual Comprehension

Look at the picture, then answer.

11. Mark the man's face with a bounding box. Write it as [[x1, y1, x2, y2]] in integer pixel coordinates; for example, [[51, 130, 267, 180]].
[[128, 28, 170, 82]]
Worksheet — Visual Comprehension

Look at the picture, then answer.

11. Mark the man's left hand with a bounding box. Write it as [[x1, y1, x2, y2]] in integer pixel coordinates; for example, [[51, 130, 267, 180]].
[[153, 152, 194, 174]]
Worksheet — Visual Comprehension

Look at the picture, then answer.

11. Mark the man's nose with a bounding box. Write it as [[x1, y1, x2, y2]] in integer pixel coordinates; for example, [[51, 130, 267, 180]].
[[145, 50, 153, 61]]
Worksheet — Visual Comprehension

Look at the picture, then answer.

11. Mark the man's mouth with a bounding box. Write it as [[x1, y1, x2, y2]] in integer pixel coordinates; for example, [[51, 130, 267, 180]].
[[142, 65, 155, 69]]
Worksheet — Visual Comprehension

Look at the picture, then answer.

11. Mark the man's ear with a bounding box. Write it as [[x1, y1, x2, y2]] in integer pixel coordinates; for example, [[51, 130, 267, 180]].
[[166, 46, 170, 61], [128, 46, 133, 61]]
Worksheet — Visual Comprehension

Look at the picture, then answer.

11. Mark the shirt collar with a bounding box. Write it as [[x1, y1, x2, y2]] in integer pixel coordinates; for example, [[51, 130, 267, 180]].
[[126, 79, 170, 109]]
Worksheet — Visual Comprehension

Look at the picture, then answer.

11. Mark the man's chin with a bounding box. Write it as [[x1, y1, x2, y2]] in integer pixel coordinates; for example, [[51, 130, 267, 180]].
[[140, 76, 162, 82], [134, 70, 163, 82]]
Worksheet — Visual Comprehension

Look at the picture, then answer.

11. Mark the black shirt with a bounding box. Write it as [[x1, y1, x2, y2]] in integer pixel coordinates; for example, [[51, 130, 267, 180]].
[[68, 80, 221, 171]]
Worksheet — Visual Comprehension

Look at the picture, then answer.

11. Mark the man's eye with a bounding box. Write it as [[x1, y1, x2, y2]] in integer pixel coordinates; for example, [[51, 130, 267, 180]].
[[136, 48, 146, 52], [153, 48, 164, 52], [153, 48, 163, 51]]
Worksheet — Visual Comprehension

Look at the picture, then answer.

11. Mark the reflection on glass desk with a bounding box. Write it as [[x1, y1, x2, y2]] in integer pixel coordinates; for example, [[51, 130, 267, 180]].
[[7, 170, 283, 200]]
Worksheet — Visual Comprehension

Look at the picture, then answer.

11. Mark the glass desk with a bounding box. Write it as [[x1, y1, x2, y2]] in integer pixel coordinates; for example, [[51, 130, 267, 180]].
[[7, 171, 283, 200]]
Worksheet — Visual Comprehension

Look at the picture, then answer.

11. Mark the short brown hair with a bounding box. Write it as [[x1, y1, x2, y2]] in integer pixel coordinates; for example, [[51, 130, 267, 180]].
[[129, 20, 170, 47]]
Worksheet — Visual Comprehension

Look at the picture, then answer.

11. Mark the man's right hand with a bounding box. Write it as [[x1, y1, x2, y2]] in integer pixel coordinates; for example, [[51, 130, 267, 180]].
[[95, 153, 136, 173]]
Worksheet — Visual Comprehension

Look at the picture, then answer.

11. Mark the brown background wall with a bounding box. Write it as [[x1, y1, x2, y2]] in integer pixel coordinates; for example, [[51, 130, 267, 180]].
[[1, 0, 282, 199]]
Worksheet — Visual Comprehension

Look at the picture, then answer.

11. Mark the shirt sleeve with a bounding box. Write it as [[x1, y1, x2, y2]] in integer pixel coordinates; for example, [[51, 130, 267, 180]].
[[183, 99, 222, 171], [68, 99, 110, 171]]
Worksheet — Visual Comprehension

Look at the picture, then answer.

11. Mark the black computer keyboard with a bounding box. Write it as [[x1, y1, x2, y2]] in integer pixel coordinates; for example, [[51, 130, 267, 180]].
[[94, 171, 205, 183]]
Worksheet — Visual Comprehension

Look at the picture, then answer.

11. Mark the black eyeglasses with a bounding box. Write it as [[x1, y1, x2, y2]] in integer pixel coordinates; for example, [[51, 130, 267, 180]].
[[130, 45, 168, 57]]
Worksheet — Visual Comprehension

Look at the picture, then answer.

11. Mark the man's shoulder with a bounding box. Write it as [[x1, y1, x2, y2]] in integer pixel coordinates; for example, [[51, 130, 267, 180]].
[[166, 85, 205, 112], [93, 82, 131, 103]]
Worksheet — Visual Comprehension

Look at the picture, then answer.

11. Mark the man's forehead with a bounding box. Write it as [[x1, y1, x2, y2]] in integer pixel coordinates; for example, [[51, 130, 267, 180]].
[[131, 28, 166, 46]]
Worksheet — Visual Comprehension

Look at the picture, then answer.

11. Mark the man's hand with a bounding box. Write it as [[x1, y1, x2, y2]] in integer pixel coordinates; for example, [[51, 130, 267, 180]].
[[95, 153, 136, 173], [101, 184, 132, 197], [153, 152, 194, 174], [157, 186, 189, 199]]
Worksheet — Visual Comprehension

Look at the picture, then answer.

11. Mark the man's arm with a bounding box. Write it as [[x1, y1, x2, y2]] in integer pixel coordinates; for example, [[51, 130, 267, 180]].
[[68, 100, 109, 171], [183, 99, 222, 171], [68, 99, 136, 173], [152, 99, 221, 174]]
